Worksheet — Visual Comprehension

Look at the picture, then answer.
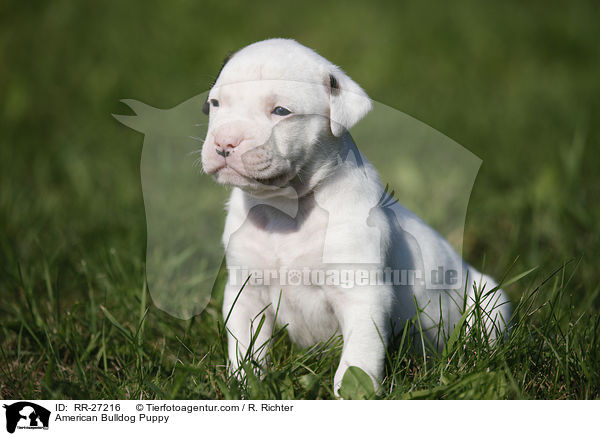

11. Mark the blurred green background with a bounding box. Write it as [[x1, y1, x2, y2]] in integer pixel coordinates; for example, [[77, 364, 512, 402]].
[[1, 0, 599, 398]]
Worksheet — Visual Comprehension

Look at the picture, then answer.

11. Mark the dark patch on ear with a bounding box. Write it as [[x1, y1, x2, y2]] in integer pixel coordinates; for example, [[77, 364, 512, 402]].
[[202, 99, 210, 115], [329, 74, 340, 95], [217, 52, 234, 77], [209, 51, 236, 88]]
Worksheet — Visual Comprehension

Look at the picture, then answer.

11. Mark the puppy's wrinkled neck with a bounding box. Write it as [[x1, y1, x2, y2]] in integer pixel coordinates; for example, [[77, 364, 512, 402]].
[[289, 130, 360, 195]]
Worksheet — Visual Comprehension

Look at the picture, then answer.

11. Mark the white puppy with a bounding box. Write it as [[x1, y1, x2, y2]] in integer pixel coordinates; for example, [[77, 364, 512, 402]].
[[201, 38, 511, 395]]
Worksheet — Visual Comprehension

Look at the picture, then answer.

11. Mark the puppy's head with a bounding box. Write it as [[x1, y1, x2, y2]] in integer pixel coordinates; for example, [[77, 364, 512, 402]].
[[201, 39, 372, 196]]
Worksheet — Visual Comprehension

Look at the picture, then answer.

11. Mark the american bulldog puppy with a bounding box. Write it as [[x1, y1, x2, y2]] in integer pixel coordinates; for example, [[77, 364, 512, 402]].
[[201, 38, 511, 395]]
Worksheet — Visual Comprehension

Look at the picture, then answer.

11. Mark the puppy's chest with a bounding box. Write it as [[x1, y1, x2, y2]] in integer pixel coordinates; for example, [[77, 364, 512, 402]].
[[227, 202, 339, 345], [227, 203, 328, 269]]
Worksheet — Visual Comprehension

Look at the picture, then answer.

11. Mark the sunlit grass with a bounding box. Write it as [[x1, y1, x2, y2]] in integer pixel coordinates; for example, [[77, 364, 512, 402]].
[[1, 0, 599, 399]]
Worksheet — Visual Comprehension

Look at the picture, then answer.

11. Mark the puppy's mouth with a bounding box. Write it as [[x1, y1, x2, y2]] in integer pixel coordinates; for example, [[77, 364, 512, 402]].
[[253, 172, 294, 186], [213, 165, 295, 189]]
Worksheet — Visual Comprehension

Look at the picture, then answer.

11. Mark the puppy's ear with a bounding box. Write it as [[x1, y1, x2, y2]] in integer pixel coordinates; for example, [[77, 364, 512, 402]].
[[328, 69, 372, 137]]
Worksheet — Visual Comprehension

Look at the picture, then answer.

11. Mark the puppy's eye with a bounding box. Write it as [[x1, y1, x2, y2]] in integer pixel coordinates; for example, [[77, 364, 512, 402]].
[[272, 106, 291, 116], [202, 99, 220, 115]]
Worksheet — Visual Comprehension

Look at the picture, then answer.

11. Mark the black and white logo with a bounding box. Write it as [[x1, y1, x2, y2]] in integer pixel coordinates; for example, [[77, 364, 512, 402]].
[[3, 402, 50, 434]]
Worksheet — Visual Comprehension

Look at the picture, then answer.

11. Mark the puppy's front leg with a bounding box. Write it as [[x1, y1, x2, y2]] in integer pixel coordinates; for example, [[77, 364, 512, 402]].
[[332, 288, 393, 397], [223, 282, 274, 380]]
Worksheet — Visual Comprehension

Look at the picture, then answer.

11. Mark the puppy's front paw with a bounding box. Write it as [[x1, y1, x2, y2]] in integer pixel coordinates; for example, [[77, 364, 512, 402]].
[[334, 365, 379, 399]]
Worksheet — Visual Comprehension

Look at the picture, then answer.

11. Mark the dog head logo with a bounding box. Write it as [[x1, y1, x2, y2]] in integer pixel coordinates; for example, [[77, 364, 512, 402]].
[[3, 402, 50, 434]]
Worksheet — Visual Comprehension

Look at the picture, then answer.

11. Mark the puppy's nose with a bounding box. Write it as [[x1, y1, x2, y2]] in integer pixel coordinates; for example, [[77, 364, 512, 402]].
[[214, 127, 243, 156]]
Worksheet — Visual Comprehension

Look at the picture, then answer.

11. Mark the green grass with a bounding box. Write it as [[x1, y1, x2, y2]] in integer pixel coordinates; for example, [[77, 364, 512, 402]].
[[2, 253, 599, 399], [1, 0, 600, 399]]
